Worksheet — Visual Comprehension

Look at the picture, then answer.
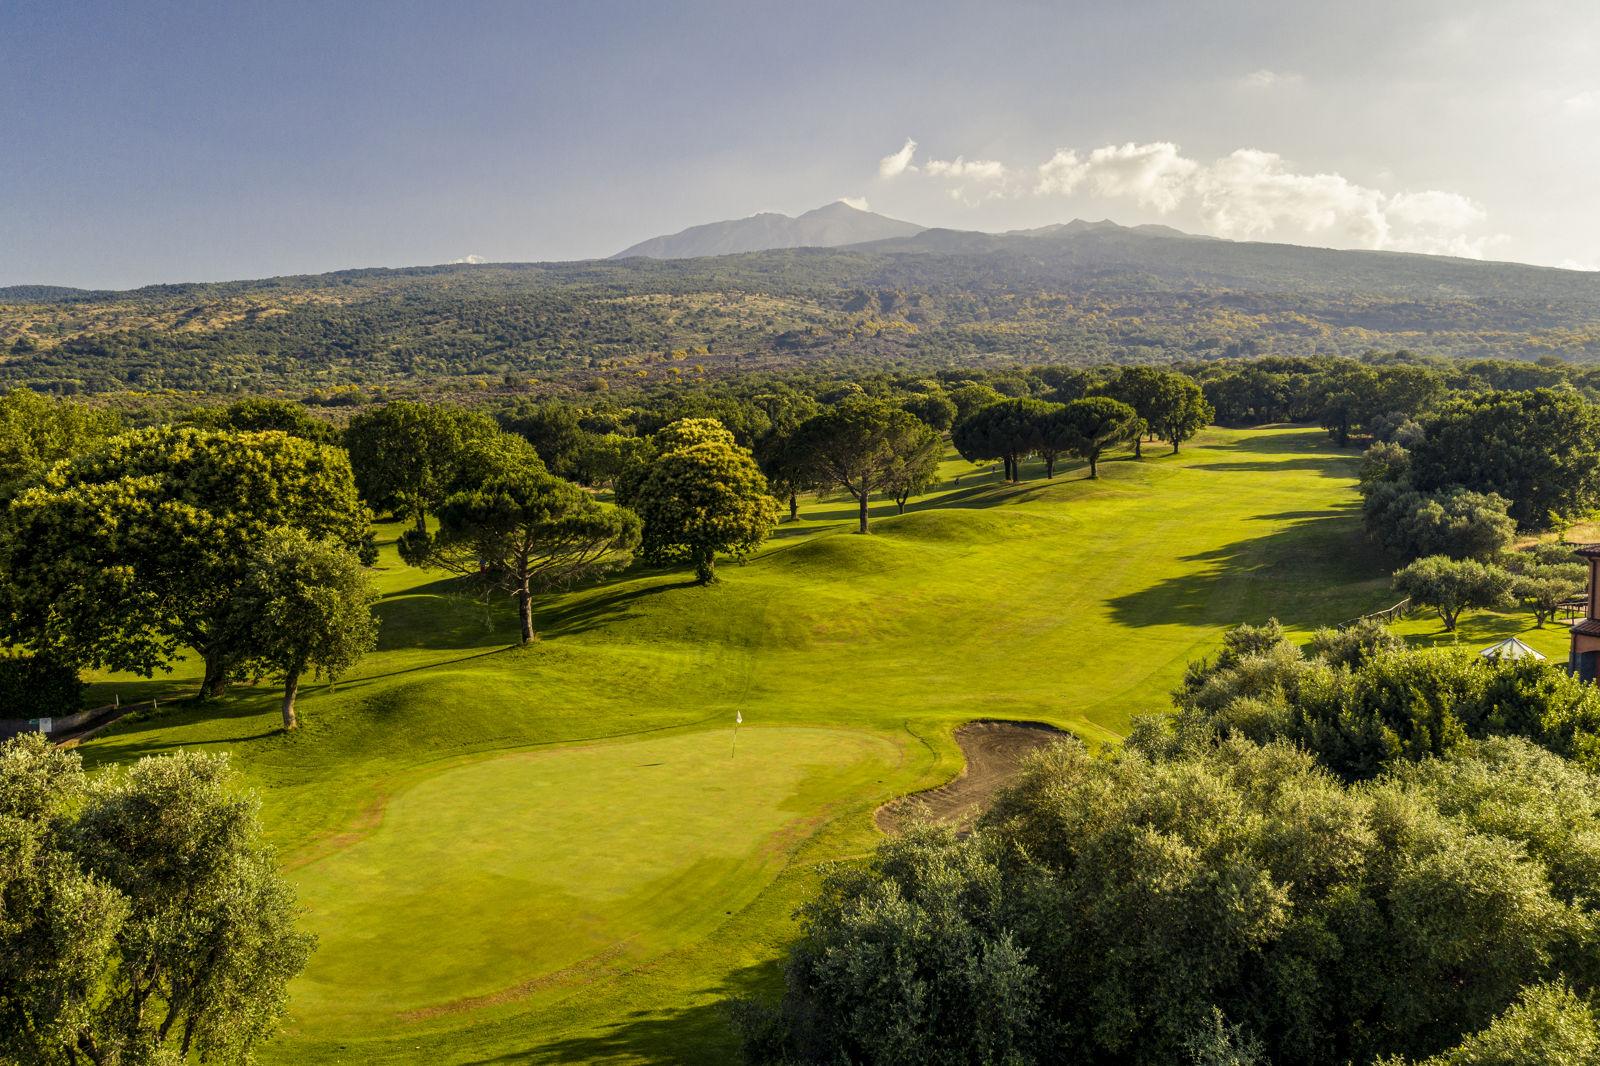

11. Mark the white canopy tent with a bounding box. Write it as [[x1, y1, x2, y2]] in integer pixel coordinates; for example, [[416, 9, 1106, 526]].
[[1479, 637, 1547, 662]]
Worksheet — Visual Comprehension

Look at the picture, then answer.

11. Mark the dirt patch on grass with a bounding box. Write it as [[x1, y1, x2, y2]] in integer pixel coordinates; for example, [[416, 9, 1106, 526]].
[[876, 720, 1067, 834]]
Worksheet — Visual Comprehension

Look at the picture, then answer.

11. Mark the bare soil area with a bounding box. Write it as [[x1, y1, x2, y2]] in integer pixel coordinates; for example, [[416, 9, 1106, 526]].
[[876, 719, 1067, 834]]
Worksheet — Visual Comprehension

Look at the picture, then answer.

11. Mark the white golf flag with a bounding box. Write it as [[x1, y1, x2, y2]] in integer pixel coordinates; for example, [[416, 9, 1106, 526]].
[[736, 711, 743, 724]]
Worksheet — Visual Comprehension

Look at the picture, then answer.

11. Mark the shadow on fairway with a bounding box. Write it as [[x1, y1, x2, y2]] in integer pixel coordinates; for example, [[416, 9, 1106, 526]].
[[536, 577, 701, 638], [374, 593, 516, 650], [1189, 456, 1358, 477], [463, 961, 778, 1065], [1106, 503, 1383, 632]]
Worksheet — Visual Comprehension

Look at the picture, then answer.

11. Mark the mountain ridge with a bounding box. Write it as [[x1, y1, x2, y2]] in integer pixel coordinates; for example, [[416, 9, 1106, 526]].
[[612, 200, 925, 259]]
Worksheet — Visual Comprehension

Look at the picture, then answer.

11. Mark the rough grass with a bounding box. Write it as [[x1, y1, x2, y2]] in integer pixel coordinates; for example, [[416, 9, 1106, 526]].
[[75, 425, 1562, 1064]]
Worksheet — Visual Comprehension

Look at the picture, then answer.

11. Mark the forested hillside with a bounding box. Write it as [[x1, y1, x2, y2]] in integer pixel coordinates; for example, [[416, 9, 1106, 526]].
[[5, 223, 1600, 396]]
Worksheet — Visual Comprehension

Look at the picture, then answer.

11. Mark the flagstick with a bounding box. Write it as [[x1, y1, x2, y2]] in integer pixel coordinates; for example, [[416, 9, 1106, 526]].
[[731, 721, 739, 759]]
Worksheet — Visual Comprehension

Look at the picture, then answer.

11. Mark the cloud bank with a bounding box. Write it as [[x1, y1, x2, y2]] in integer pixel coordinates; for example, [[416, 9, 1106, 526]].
[[878, 138, 1497, 257]]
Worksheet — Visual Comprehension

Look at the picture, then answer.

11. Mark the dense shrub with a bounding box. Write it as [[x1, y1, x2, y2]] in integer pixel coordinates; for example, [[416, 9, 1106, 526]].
[[0, 653, 83, 720], [742, 736, 1600, 1065], [1174, 623, 1600, 780], [1361, 482, 1516, 561]]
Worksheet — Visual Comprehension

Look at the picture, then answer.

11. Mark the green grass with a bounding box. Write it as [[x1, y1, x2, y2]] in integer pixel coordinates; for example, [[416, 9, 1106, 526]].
[[77, 425, 1569, 1064]]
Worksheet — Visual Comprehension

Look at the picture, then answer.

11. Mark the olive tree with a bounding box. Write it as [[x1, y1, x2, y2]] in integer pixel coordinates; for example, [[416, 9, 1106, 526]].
[[1393, 555, 1514, 631], [0, 734, 314, 1065], [2, 426, 374, 699], [791, 399, 939, 532], [617, 419, 773, 583], [230, 528, 380, 729]]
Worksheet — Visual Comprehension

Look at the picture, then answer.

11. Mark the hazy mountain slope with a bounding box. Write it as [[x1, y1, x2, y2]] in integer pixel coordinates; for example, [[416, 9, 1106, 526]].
[[6, 218, 1600, 394], [613, 200, 924, 259]]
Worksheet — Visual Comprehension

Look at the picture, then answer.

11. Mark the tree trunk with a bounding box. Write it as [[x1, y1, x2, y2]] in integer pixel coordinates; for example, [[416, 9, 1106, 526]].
[[281, 668, 301, 731], [788, 490, 798, 521], [695, 550, 717, 584], [414, 509, 427, 535], [857, 489, 869, 534], [1133, 436, 1143, 459], [1087, 454, 1099, 479], [517, 581, 536, 643], [1171, 439, 1181, 454], [198, 649, 231, 700], [1045, 455, 1055, 479]]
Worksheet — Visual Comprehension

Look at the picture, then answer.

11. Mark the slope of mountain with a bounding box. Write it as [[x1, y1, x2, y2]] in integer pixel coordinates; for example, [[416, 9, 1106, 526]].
[[613, 200, 924, 259], [5, 218, 1600, 394]]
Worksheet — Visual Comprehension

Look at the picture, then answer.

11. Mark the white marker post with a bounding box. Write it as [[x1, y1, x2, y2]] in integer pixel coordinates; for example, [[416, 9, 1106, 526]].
[[731, 710, 742, 759]]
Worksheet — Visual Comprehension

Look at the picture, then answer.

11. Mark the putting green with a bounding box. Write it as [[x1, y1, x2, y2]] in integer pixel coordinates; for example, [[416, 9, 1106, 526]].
[[284, 726, 902, 1036]]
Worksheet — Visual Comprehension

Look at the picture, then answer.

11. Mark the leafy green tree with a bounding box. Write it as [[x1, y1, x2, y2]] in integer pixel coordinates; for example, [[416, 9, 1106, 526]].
[[495, 397, 586, 477], [953, 398, 1054, 481], [617, 419, 773, 583], [1362, 484, 1516, 561], [735, 827, 1040, 1065], [792, 400, 940, 532], [416, 434, 639, 640], [209, 397, 335, 442], [345, 400, 496, 534], [230, 528, 380, 730], [1099, 366, 1172, 458], [1384, 983, 1600, 1066], [1408, 389, 1600, 528], [0, 733, 314, 1065], [0, 389, 120, 507], [1360, 440, 1411, 485], [1502, 546, 1589, 627], [946, 383, 1004, 423], [884, 426, 943, 513], [3, 427, 373, 698], [1316, 363, 1381, 446], [1055, 396, 1140, 478], [1393, 555, 1514, 630], [1155, 374, 1213, 453], [901, 390, 958, 432]]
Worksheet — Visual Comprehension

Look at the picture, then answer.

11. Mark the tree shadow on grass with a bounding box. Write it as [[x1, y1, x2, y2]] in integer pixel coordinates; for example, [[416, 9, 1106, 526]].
[[535, 578, 701, 638], [460, 960, 780, 1065], [1106, 504, 1388, 632], [1188, 456, 1359, 478]]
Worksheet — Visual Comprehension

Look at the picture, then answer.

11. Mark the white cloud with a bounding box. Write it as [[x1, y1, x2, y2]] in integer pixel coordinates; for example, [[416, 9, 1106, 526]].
[[1562, 89, 1600, 116], [1560, 258, 1600, 272], [1193, 149, 1391, 246], [1240, 69, 1303, 90], [839, 196, 871, 211], [878, 138, 918, 178], [1035, 149, 1086, 195], [1027, 141, 1493, 256], [876, 137, 1494, 258], [1079, 141, 1198, 212], [924, 156, 1008, 182], [449, 254, 486, 264]]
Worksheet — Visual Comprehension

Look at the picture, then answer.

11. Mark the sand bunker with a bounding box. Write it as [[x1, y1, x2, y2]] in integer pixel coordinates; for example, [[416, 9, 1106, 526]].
[[876, 719, 1067, 834]]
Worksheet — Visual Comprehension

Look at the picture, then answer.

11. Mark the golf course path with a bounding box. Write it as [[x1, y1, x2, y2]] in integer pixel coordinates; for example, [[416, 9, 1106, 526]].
[[876, 719, 1066, 833]]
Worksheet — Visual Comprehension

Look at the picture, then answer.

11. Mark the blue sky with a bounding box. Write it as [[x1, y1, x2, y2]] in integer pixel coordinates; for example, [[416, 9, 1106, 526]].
[[3, 0, 1599, 287]]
